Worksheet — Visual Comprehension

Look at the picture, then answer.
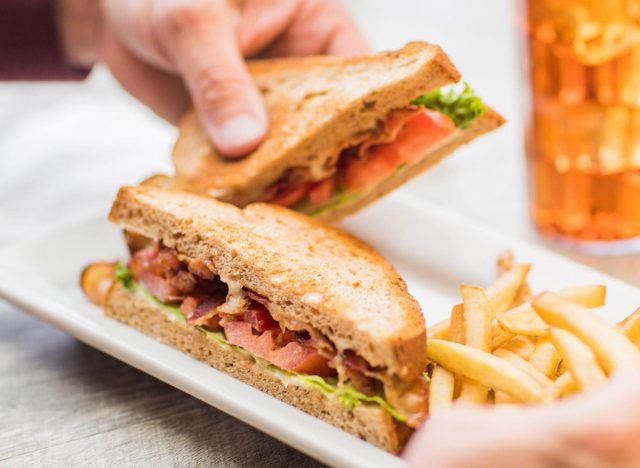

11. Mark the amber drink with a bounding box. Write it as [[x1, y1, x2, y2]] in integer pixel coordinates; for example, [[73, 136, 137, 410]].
[[521, 0, 640, 251]]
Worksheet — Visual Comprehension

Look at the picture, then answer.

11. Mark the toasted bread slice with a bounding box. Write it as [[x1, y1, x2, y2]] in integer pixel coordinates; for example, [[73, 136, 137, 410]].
[[171, 41, 504, 221], [172, 42, 461, 205], [104, 281, 411, 453], [109, 185, 426, 382]]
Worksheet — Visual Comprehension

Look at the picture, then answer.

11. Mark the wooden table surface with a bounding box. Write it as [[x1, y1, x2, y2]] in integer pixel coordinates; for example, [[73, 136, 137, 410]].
[[0, 305, 322, 467]]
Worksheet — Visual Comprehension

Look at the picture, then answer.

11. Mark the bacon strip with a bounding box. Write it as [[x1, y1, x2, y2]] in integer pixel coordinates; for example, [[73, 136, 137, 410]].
[[264, 105, 425, 207], [356, 107, 422, 158], [126, 244, 427, 424]]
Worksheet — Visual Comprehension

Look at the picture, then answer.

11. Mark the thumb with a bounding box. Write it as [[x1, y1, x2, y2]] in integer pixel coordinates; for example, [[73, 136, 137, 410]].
[[156, 2, 268, 157]]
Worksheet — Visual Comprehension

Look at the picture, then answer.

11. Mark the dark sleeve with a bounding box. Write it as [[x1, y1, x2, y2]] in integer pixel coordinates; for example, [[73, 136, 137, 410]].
[[0, 0, 90, 80]]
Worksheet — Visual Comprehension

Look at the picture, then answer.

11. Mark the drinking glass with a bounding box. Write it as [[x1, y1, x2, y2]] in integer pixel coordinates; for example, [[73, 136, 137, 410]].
[[520, 0, 640, 253]]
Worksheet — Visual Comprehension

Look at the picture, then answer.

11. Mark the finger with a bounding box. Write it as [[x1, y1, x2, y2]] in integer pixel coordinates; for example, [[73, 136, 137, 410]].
[[156, 1, 268, 157], [101, 0, 175, 72], [323, 0, 370, 55], [543, 372, 640, 462], [101, 30, 190, 124], [235, 0, 300, 57], [405, 406, 550, 468], [325, 17, 370, 56], [261, 0, 370, 57]]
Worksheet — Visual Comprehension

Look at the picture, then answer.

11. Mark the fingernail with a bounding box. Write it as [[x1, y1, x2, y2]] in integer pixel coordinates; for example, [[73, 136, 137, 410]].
[[211, 114, 266, 157]]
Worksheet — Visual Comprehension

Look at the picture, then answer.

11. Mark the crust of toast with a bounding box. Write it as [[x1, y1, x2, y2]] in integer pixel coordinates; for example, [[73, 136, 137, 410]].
[[108, 186, 427, 382], [172, 42, 460, 205], [320, 107, 506, 222], [104, 281, 411, 453], [143, 107, 504, 223]]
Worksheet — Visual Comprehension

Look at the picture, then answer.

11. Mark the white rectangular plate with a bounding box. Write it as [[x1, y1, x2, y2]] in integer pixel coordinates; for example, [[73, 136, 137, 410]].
[[1, 192, 638, 467]]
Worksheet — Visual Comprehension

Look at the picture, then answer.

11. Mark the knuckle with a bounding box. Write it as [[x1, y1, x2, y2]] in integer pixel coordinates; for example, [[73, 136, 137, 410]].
[[194, 70, 253, 111], [154, 0, 226, 37]]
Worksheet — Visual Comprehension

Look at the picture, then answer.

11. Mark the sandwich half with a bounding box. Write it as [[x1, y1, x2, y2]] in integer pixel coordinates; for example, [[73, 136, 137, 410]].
[[84, 185, 428, 453], [171, 41, 504, 221]]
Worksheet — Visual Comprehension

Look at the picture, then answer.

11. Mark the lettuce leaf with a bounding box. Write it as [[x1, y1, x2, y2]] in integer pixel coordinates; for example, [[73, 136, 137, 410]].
[[294, 189, 362, 217], [411, 82, 485, 128], [116, 261, 184, 321], [296, 375, 407, 423], [295, 163, 409, 217], [115, 261, 134, 289], [114, 265, 407, 422]]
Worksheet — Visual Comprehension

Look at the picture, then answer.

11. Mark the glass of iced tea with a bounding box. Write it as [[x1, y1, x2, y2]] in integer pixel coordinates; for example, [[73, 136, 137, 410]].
[[520, 0, 640, 253]]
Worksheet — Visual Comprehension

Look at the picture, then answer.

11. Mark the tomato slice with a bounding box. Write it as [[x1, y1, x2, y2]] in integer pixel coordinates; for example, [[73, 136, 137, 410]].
[[341, 147, 400, 192], [342, 109, 456, 191], [268, 183, 311, 207], [307, 176, 336, 207], [390, 109, 456, 165], [221, 320, 334, 376], [271, 341, 334, 375]]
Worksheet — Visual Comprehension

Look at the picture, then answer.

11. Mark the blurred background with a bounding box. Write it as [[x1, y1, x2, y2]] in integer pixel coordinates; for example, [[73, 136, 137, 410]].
[[1, 0, 638, 283], [0, 0, 520, 240]]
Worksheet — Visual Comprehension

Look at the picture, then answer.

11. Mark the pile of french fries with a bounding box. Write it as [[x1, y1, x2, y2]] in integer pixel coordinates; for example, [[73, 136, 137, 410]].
[[426, 253, 640, 412]]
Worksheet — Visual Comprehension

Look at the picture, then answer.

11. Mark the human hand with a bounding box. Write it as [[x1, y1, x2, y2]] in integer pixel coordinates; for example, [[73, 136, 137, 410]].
[[99, 0, 369, 156], [405, 373, 640, 468]]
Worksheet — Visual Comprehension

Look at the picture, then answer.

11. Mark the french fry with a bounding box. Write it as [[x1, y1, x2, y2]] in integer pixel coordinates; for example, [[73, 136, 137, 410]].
[[618, 307, 640, 342], [511, 282, 533, 308], [498, 307, 548, 337], [428, 264, 530, 339], [494, 391, 519, 405], [426, 254, 634, 409], [499, 336, 537, 360], [429, 366, 455, 413], [449, 304, 466, 397], [492, 327, 515, 349], [497, 251, 515, 273], [533, 292, 640, 373], [556, 359, 568, 378], [458, 286, 492, 403], [428, 319, 450, 340], [486, 264, 531, 316], [528, 339, 561, 378], [497, 252, 531, 307], [449, 304, 465, 344], [554, 371, 578, 396], [497, 286, 607, 337], [548, 328, 607, 391], [461, 286, 492, 350], [427, 339, 550, 403], [557, 285, 606, 308], [493, 348, 556, 397]]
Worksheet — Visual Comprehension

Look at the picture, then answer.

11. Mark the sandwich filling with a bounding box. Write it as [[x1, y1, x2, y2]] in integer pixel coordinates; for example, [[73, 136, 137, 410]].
[[264, 83, 485, 215], [118, 241, 427, 426]]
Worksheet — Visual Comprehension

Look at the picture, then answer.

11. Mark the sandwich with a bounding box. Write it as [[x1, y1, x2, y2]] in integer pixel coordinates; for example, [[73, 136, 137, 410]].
[[169, 41, 504, 221], [82, 185, 429, 453]]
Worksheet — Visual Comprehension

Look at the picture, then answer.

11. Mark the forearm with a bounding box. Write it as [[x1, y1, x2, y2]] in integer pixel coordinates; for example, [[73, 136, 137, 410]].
[[0, 0, 102, 80]]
